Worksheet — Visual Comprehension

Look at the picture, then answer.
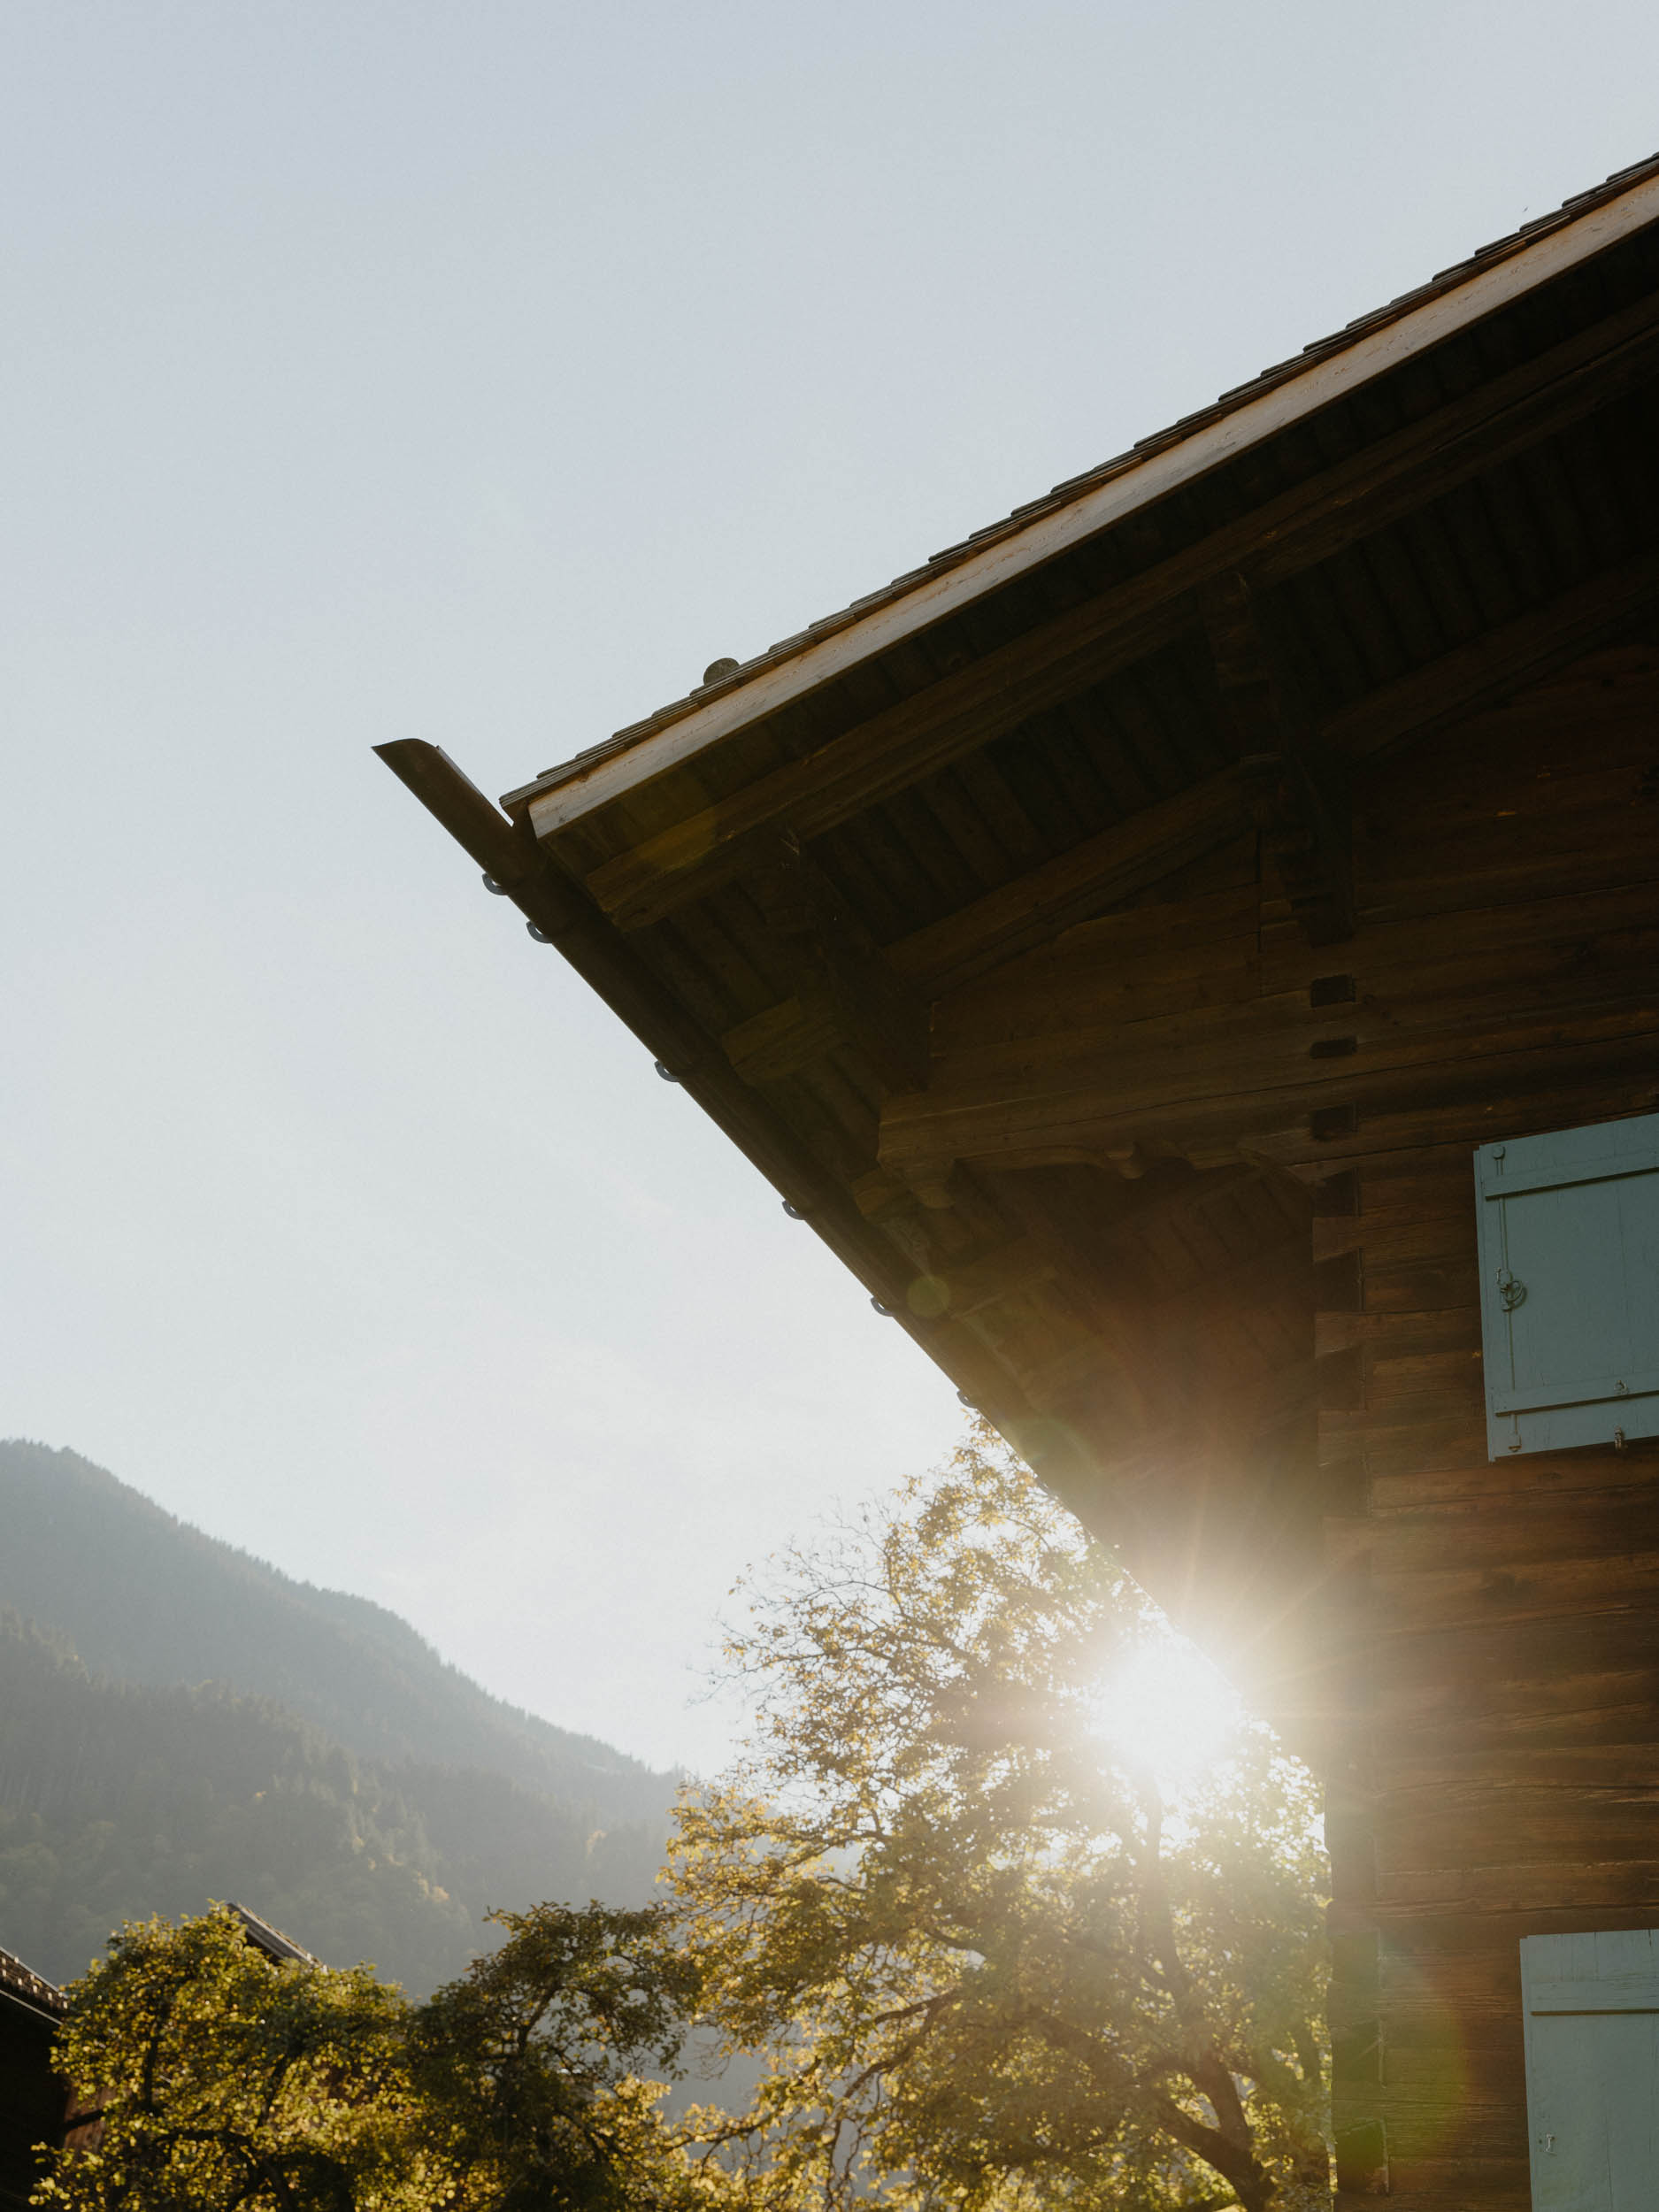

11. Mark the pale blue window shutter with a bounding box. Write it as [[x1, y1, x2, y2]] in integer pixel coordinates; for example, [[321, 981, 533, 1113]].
[[1522, 1930, 1659, 2208], [1474, 1113, 1659, 1458]]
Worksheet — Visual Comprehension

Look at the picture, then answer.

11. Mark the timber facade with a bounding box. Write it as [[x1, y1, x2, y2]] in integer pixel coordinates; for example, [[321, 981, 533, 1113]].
[[386, 152, 1659, 2207]]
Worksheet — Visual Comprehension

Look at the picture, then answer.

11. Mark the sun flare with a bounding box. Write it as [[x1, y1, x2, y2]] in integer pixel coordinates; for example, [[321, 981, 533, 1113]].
[[1085, 1632, 1243, 1789]]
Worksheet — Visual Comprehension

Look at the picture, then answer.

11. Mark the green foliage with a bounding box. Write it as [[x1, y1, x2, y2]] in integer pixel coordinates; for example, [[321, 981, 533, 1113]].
[[669, 1430, 1330, 2212], [36, 1908, 423, 2211], [409, 1903, 717, 2210], [37, 1902, 729, 2212], [26, 1437, 1329, 2212]]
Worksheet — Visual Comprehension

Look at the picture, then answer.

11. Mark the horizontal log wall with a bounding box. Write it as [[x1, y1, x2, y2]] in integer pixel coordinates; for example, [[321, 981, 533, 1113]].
[[1310, 640, 1659, 2209]]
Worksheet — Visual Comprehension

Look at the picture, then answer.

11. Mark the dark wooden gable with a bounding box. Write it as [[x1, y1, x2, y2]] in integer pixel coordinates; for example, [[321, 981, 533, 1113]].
[[383, 150, 1659, 2211]]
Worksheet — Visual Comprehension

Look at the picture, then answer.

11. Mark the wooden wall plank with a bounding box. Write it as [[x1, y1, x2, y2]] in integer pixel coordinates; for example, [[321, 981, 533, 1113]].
[[1279, 653, 1659, 2203]]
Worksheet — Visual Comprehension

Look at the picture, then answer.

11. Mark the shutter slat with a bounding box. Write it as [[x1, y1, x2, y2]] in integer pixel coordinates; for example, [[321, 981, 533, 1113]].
[[1531, 1977, 1659, 2014]]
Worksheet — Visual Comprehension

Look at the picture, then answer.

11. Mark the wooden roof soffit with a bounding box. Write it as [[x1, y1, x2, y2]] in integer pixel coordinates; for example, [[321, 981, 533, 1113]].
[[723, 544, 1659, 1118], [516, 161, 1659, 845], [550, 277, 1659, 931], [722, 772, 1249, 1087], [873, 562, 1659, 1201]]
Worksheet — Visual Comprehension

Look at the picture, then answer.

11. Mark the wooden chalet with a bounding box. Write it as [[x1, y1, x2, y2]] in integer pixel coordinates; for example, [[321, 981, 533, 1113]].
[[383, 152, 1659, 2207]]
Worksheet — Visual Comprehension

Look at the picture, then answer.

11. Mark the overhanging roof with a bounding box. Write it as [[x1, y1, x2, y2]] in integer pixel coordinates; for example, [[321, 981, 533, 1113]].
[[509, 150, 1659, 836], [381, 150, 1659, 1696]]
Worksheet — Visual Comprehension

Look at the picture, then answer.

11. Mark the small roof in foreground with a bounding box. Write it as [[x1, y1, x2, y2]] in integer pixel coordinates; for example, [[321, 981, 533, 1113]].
[[0, 1944, 65, 2023], [227, 1901, 321, 1969]]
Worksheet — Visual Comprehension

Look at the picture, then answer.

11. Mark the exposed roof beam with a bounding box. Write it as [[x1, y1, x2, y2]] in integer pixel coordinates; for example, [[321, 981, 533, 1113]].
[[878, 998, 1659, 1194], [1322, 549, 1659, 763], [720, 772, 1249, 1082], [721, 993, 843, 1086], [572, 286, 1659, 927], [718, 548, 1659, 1090], [887, 773, 1250, 994], [522, 165, 1659, 840]]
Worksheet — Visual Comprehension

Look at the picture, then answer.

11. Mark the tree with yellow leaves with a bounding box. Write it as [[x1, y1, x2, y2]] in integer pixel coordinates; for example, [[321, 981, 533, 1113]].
[[670, 1430, 1329, 2212], [36, 1900, 721, 2211]]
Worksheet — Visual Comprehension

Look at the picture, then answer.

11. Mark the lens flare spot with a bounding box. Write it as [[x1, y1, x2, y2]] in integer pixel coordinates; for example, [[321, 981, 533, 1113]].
[[1087, 1633, 1242, 1787]]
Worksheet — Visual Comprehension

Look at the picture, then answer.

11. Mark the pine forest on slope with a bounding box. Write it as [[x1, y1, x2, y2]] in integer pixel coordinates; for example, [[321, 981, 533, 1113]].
[[0, 1440, 680, 1996]]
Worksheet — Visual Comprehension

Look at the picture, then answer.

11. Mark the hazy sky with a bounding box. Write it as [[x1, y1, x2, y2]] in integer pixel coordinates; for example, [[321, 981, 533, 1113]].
[[5, 2, 1658, 1770]]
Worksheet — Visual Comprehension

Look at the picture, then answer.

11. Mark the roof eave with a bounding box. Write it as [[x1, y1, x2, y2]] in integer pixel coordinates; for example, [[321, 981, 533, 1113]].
[[510, 157, 1659, 841]]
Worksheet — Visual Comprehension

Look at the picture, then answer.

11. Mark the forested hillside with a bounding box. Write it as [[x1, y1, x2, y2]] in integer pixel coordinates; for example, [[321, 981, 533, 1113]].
[[0, 1441, 666, 1819], [0, 1441, 680, 1995]]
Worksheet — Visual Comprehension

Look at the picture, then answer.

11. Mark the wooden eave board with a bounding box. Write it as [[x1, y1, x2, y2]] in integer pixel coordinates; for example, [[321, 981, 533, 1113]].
[[549, 264, 1659, 954], [603, 389, 1659, 1112], [0, 1948, 63, 2024], [512, 156, 1659, 845]]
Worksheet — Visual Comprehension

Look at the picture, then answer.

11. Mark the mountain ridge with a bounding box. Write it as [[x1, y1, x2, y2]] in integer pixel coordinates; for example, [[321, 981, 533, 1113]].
[[0, 1439, 680, 1995], [0, 1439, 670, 1815]]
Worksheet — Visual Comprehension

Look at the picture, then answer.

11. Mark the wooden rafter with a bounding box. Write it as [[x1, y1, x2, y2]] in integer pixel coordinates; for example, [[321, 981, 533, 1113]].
[[879, 999, 1659, 1191]]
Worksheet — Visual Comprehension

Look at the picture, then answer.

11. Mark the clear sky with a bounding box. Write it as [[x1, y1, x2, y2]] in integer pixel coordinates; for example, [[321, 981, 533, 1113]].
[[4, 1, 1657, 1771]]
